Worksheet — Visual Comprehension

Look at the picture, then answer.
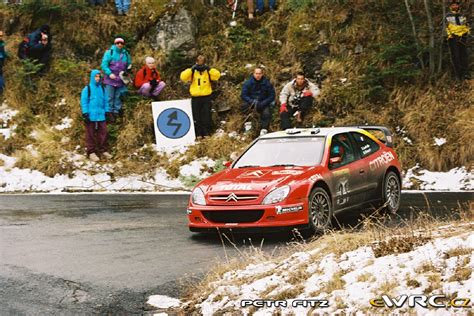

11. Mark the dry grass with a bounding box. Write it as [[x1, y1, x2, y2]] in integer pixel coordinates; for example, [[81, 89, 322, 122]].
[[357, 272, 375, 283]]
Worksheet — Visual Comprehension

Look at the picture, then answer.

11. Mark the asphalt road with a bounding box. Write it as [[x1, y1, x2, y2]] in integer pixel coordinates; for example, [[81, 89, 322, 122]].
[[0, 192, 472, 314]]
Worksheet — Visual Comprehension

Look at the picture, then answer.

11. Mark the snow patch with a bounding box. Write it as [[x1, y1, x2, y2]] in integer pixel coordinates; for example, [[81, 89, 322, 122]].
[[147, 295, 181, 309], [433, 137, 447, 146], [403, 165, 473, 191], [55, 117, 73, 130]]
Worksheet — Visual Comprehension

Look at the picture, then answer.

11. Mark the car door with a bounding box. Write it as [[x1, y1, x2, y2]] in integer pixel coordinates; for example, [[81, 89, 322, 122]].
[[327, 133, 366, 211], [350, 132, 382, 202]]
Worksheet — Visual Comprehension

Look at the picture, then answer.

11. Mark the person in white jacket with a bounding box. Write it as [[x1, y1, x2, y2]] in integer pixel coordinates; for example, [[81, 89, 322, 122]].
[[279, 72, 320, 130]]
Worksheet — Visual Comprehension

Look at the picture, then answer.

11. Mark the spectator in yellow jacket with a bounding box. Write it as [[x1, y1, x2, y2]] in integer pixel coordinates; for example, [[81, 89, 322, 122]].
[[180, 55, 220, 138], [445, 1, 470, 80]]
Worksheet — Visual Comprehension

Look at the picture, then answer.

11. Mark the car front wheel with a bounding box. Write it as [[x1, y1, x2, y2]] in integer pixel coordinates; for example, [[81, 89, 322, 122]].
[[383, 171, 401, 214], [307, 187, 333, 234]]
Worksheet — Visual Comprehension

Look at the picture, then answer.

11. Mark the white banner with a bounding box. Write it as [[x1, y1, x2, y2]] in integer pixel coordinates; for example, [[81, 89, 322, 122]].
[[151, 99, 195, 150]]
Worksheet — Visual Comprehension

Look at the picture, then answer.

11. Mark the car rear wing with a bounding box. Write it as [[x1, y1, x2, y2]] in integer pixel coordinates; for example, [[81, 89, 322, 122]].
[[357, 126, 394, 148]]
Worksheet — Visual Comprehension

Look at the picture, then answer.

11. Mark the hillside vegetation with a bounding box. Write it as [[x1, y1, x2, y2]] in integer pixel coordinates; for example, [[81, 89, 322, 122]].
[[0, 0, 472, 181]]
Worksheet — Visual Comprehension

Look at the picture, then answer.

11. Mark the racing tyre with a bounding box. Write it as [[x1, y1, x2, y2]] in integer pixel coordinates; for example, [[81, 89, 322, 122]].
[[307, 187, 333, 235], [382, 171, 401, 214]]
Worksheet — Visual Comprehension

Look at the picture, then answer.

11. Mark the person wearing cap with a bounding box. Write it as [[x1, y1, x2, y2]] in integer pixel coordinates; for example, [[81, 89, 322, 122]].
[[101, 37, 132, 120], [115, 0, 131, 15], [134, 57, 166, 100], [445, 1, 471, 80], [180, 55, 221, 139], [279, 71, 319, 130], [80, 69, 112, 162], [0, 31, 7, 94]]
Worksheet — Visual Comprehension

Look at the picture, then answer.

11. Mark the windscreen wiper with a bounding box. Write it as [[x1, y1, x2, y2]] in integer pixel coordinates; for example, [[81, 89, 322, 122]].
[[237, 165, 259, 168]]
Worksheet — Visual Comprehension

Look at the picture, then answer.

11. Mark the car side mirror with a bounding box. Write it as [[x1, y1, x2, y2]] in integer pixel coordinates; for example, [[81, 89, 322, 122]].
[[223, 161, 232, 168], [329, 156, 342, 164]]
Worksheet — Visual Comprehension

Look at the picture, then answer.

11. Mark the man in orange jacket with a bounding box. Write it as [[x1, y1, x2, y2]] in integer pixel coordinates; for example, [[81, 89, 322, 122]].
[[134, 56, 166, 100]]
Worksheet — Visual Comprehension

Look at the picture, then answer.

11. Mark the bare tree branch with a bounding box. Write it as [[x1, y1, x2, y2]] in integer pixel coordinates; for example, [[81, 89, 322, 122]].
[[404, 0, 425, 69]]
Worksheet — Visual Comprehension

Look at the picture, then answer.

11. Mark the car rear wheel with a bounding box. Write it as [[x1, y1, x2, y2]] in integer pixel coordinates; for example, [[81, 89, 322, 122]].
[[383, 171, 401, 214], [307, 187, 333, 234]]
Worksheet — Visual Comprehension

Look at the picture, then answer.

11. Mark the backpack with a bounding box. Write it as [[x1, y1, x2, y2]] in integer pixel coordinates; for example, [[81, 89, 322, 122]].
[[86, 84, 105, 101]]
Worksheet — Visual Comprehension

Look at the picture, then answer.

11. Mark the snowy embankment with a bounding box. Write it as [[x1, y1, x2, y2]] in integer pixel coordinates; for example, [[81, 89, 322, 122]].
[[0, 103, 472, 192], [147, 223, 473, 315]]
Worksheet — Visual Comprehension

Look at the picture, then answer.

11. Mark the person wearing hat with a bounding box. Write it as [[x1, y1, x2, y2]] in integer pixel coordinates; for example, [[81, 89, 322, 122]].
[[115, 0, 131, 15], [180, 55, 221, 139], [445, 1, 471, 80], [134, 57, 166, 100], [101, 37, 132, 121]]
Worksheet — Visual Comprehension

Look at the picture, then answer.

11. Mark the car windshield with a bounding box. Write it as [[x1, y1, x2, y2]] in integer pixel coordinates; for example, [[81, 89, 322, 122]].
[[233, 137, 325, 168]]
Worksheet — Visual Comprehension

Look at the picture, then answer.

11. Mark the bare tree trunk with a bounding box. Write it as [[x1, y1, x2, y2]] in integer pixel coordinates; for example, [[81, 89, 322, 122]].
[[424, 0, 436, 75], [437, 1, 446, 73], [404, 0, 425, 69]]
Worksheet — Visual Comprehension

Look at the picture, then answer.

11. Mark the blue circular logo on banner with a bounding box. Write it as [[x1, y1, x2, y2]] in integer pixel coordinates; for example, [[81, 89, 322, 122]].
[[157, 108, 191, 139]]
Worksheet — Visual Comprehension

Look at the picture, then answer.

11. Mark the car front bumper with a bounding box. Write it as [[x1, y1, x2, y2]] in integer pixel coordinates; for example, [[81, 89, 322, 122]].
[[187, 202, 309, 231]]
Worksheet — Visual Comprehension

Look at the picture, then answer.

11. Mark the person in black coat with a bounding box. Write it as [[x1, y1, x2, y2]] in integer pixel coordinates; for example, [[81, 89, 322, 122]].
[[240, 67, 275, 135]]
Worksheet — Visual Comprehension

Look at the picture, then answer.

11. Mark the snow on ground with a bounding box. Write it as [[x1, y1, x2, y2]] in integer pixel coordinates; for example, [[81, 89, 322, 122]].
[[154, 227, 472, 315], [147, 295, 181, 309], [403, 165, 473, 191], [0, 153, 185, 192], [54, 117, 73, 130], [0, 103, 19, 140], [179, 157, 216, 178], [433, 137, 447, 146]]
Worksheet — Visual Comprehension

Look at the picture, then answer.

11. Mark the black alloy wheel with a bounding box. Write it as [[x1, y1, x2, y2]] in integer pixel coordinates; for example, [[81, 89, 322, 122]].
[[383, 171, 401, 214], [308, 187, 333, 234]]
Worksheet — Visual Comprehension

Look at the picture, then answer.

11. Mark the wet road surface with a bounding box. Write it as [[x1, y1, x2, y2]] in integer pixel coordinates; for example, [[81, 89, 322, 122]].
[[0, 192, 471, 314]]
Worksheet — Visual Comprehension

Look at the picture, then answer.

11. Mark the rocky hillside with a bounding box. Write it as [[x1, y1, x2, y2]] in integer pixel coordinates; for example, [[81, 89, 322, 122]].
[[0, 0, 472, 183]]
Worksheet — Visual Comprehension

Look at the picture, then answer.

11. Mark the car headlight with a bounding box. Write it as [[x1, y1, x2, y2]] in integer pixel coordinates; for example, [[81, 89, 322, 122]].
[[191, 187, 206, 206], [262, 185, 290, 205]]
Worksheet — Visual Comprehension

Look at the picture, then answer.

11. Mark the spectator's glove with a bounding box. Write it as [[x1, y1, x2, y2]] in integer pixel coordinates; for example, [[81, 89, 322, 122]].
[[251, 99, 259, 109], [303, 90, 313, 97], [279, 103, 288, 113], [82, 113, 90, 123], [149, 79, 158, 88]]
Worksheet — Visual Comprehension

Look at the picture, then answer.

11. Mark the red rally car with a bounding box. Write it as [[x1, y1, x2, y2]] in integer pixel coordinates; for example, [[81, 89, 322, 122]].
[[187, 126, 402, 234]]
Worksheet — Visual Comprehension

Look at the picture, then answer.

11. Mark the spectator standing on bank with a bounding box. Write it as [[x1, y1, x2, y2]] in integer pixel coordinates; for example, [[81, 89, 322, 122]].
[[115, 0, 131, 15], [0, 31, 7, 95], [134, 56, 166, 100], [89, 0, 106, 6], [445, 1, 471, 80], [279, 72, 319, 130], [256, 0, 276, 15], [241, 67, 275, 135], [180, 55, 221, 139], [80, 70, 112, 162], [101, 36, 131, 121]]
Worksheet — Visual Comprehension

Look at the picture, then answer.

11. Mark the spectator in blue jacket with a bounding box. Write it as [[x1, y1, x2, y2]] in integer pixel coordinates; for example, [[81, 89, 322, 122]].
[[115, 0, 131, 15], [0, 31, 7, 95], [80, 70, 112, 162], [18, 25, 52, 72], [101, 37, 132, 120], [240, 67, 275, 136]]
